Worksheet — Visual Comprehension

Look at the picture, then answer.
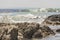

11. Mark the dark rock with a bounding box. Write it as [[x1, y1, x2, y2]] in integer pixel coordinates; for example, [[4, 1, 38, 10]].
[[9, 28, 18, 40], [42, 14, 60, 25], [32, 29, 43, 39], [56, 29, 60, 33], [23, 23, 40, 39], [32, 25, 55, 39]]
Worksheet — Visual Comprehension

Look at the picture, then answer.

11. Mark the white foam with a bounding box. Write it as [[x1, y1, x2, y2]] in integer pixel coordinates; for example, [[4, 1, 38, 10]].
[[0, 13, 47, 23]]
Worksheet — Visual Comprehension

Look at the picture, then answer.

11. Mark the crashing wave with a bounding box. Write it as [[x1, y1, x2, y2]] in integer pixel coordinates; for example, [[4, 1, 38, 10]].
[[0, 13, 47, 24]]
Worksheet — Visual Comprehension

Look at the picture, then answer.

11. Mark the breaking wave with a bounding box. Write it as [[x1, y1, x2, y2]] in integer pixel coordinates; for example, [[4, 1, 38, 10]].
[[0, 13, 46, 24]]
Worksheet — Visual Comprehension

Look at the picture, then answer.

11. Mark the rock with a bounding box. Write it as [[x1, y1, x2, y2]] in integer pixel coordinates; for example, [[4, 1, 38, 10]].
[[41, 26, 55, 37], [9, 28, 18, 40], [2, 34, 10, 40], [32, 25, 55, 39], [32, 29, 43, 39], [0, 22, 55, 40], [18, 31, 23, 40], [42, 14, 60, 25], [56, 29, 60, 33], [23, 23, 40, 39]]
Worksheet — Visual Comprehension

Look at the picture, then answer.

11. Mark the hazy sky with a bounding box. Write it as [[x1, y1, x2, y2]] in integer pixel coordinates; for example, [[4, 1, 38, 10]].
[[0, 0, 60, 9]]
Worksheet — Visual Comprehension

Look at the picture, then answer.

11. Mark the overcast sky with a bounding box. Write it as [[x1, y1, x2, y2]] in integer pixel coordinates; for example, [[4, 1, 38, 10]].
[[0, 0, 60, 9]]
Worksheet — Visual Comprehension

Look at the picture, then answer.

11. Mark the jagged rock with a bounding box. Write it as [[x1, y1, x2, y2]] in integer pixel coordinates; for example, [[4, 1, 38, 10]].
[[42, 14, 60, 25], [0, 22, 55, 40]]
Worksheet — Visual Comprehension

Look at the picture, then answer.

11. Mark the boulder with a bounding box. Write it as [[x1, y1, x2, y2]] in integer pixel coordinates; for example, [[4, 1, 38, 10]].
[[32, 25, 55, 39], [22, 23, 40, 39], [42, 14, 60, 25]]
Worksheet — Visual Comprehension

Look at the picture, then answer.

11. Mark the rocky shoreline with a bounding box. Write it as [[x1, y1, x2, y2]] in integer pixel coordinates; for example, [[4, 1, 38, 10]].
[[0, 22, 55, 40], [1, 14, 60, 40]]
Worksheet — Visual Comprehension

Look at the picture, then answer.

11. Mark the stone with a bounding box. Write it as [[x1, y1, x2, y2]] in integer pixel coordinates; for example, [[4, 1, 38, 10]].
[[0, 22, 55, 40], [23, 23, 40, 39], [32, 25, 55, 39], [56, 29, 60, 33], [32, 29, 43, 39], [42, 14, 60, 25]]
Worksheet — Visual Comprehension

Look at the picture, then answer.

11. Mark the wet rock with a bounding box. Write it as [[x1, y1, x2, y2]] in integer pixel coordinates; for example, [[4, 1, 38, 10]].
[[23, 23, 40, 39], [56, 29, 60, 33], [0, 23, 55, 40], [9, 28, 18, 40], [0, 24, 18, 40], [42, 26, 55, 35], [32, 25, 55, 39], [42, 14, 60, 25], [32, 29, 43, 39]]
